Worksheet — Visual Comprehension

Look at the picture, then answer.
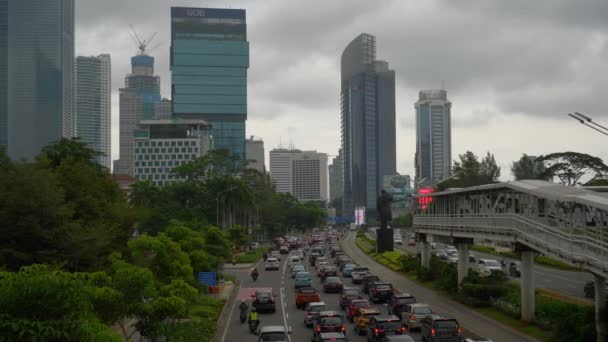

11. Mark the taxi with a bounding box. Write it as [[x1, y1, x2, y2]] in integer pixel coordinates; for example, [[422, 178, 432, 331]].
[[353, 307, 380, 335]]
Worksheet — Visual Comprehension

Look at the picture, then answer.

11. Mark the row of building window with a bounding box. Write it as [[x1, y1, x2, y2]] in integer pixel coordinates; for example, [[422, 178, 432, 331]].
[[136, 173, 181, 181], [135, 160, 188, 167], [136, 167, 181, 175], [135, 147, 199, 154], [137, 140, 197, 147], [137, 154, 197, 161]]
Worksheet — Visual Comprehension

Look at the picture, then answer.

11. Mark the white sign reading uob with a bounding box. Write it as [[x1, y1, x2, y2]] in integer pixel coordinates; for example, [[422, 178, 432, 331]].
[[186, 8, 206, 17]]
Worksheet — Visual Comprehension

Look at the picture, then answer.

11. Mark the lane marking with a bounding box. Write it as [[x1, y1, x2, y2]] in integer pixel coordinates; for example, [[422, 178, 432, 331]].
[[280, 255, 289, 331], [220, 286, 239, 342]]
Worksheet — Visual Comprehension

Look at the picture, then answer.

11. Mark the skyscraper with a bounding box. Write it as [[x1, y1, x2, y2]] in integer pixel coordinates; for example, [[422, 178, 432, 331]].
[[75, 54, 111, 169], [415, 89, 452, 186], [113, 54, 161, 175], [269, 148, 328, 202], [170, 7, 249, 162], [1, 0, 75, 160], [329, 148, 344, 202], [246, 136, 265, 173], [340, 33, 396, 219]]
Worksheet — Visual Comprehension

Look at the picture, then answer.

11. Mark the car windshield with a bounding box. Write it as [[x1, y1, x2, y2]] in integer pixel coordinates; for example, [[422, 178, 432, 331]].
[[413, 307, 432, 314], [353, 267, 368, 272], [261, 332, 288, 341], [376, 284, 392, 290], [326, 277, 340, 283], [364, 312, 380, 318], [296, 272, 310, 278], [300, 288, 316, 294], [378, 321, 402, 331], [344, 290, 360, 297], [353, 301, 369, 308], [321, 317, 343, 325], [396, 297, 415, 304], [310, 305, 327, 312], [435, 320, 458, 329], [485, 260, 501, 267]]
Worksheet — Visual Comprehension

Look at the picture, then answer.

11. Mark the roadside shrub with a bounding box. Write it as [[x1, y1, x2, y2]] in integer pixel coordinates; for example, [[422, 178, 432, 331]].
[[434, 262, 458, 293], [398, 254, 418, 273]]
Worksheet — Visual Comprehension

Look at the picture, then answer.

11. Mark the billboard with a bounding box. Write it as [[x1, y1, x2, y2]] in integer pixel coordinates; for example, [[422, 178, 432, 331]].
[[383, 175, 411, 209], [418, 188, 435, 210], [355, 206, 366, 226]]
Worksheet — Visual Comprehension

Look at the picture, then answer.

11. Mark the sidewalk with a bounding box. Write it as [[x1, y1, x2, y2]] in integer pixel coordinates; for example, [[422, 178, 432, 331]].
[[341, 232, 539, 342]]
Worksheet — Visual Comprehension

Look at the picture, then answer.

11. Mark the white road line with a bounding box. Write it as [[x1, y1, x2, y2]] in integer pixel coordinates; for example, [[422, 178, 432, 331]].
[[220, 287, 239, 342], [280, 257, 289, 331]]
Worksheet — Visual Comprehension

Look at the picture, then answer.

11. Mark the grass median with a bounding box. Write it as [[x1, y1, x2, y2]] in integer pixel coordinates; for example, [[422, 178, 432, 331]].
[[235, 248, 266, 263]]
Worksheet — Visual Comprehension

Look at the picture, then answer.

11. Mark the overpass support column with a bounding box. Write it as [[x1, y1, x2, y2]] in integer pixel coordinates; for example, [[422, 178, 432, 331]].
[[594, 274, 606, 342], [520, 250, 536, 323], [419, 235, 431, 270], [454, 238, 473, 289]]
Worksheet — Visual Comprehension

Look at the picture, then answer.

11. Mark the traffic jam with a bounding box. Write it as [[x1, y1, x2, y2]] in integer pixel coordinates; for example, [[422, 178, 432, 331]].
[[253, 230, 470, 342]]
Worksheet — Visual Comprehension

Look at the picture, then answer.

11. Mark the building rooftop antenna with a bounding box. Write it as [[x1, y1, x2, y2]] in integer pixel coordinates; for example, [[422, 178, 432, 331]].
[[129, 24, 157, 55]]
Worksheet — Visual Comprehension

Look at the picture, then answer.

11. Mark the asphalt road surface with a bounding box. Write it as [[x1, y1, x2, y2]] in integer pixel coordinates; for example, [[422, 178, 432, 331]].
[[222, 247, 428, 342]]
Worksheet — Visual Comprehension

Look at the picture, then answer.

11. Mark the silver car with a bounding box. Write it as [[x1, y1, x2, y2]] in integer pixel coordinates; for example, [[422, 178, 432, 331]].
[[403, 303, 432, 330]]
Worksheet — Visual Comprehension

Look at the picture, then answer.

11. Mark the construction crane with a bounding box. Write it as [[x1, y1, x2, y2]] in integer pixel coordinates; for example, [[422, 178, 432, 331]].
[[129, 24, 157, 55]]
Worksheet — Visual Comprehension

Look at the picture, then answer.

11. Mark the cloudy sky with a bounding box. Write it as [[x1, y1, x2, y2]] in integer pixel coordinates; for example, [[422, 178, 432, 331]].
[[75, 0, 608, 179]]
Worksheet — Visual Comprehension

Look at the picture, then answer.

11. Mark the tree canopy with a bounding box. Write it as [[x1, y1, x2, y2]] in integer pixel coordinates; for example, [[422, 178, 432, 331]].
[[436, 151, 501, 191], [537, 152, 608, 186], [511, 154, 549, 181]]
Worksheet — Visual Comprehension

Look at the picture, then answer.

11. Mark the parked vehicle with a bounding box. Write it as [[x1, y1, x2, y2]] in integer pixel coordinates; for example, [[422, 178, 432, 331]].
[[420, 315, 462, 342], [265, 257, 280, 271], [387, 293, 416, 319], [252, 290, 276, 313], [295, 287, 320, 309], [402, 303, 432, 330], [304, 302, 327, 327], [367, 315, 406, 341], [340, 287, 362, 309], [368, 281, 394, 303]]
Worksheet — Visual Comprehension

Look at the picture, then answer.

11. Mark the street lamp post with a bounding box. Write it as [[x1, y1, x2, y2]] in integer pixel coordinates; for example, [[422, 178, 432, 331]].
[[216, 186, 237, 228], [567, 112, 608, 137]]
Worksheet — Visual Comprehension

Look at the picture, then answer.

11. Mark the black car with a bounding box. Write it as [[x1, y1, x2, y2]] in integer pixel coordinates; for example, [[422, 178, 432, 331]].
[[367, 315, 406, 341], [340, 287, 362, 309], [310, 252, 321, 266], [368, 281, 394, 303], [324, 277, 344, 293], [362, 275, 380, 294], [252, 290, 276, 313], [508, 262, 521, 277], [314, 332, 348, 342], [313, 311, 346, 339], [387, 293, 416, 319], [420, 314, 462, 342], [320, 266, 338, 282]]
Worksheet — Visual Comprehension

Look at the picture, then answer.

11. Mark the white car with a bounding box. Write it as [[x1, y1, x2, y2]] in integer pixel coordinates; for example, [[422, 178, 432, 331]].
[[477, 258, 503, 276], [265, 257, 280, 271], [288, 255, 301, 268], [446, 245, 458, 256], [393, 235, 403, 245]]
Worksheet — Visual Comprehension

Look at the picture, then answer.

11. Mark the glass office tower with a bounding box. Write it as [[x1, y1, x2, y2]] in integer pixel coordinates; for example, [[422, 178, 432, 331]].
[[170, 7, 249, 162], [1, 0, 75, 160], [340, 33, 396, 220]]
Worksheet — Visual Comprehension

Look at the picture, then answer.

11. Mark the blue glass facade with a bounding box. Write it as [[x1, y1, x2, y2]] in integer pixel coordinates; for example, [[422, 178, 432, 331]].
[[171, 7, 248, 162], [1, 0, 75, 160]]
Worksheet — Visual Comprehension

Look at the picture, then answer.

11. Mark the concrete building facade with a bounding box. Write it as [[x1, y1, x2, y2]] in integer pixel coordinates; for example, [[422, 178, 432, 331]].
[[340, 33, 396, 219], [133, 119, 212, 186], [415, 89, 452, 187], [246, 136, 265, 172], [329, 149, 344, 202], [270, 148, 328, 202], [1, 0, 75, 159], [75, 54, 111, 169], [171, 7, 249, 162]]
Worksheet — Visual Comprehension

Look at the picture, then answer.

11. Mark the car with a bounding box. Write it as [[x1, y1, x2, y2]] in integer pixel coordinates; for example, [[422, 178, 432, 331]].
[[402, 303, 432, 330], [313, 332, 348, 342], [305, 302, 328, 327], [279, 246, 289, 254], [346, 299, 372, 321], [324, 276, 343, 293], [271, 250, 281, 261], [508, 261, 521, 277], [477, 258, 503, 276], [294, 271, 312, 289], [265, 257, 280, 271], [341, 264, 356, 277], [420, 314, 462, 342], [447, 255, 459, 264], [394, 235, 403, 245], [387, 293, 416, 319], [368, 281, 394, 303], [367, 315, 407, 341], [312, 311, 346, 338], [339, 287, 362, 309], [338, 258, 353, 270], [384, 335, 416, 342], [446, 245, 458, 256], [320, 266, 338, 281], [295, 287, 321, 309], [315, 256, 328, 266], [316, 261, 330, 275], [252, 290, 276, 313], [288, 255, 301, 269], [407, 238, 416, 246], [353, 307, 381, 335], [291, 264, 306, 278], [361, 275, 380, 293], [310, 252, 321, 266], [351, 267, 369, 283], [258, 325, 291, 342]]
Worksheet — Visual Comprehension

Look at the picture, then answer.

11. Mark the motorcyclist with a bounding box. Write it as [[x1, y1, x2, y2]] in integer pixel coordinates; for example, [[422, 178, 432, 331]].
[[239, 300, 248, 323], [248, 307, 259, 324], [251, 267, 259, 278]]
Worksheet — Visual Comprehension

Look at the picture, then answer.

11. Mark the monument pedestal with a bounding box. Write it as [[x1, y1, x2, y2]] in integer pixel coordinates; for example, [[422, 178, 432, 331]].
[[376, 228, 394, 253]]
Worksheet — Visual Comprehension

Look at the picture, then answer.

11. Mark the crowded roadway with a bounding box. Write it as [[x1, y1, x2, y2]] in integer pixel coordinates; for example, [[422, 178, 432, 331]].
[[222, 229, 475, 342]]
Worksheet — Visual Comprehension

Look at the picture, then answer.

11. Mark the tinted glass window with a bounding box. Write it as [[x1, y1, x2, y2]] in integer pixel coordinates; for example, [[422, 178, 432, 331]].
[[413, 307, 432, 315], [435, 320, 458, 329], [321, 317, 343, 325], [377, 322, 401, 331], [261, 332, 288, 341]]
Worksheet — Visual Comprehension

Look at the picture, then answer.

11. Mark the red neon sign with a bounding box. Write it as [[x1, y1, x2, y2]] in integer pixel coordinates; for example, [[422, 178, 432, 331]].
[[418, 188, 435, 209]]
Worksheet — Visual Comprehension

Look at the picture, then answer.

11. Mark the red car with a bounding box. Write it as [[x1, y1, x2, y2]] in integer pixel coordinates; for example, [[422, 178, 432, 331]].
[[347, 299, 372, 322], [295, 287, 321, 309]]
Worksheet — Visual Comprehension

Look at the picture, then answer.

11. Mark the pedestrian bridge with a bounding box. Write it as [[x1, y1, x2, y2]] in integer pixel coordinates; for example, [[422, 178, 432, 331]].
[[414, 180, 608, 278]]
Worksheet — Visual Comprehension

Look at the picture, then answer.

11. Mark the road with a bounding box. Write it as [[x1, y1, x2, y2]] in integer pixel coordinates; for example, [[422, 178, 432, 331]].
[[387, 229, 593, 298], [222, 245, 429, 342]]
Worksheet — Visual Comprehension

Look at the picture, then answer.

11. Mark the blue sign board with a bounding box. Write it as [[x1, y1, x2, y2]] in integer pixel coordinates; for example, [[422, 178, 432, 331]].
[[198, 272, 217, 286]]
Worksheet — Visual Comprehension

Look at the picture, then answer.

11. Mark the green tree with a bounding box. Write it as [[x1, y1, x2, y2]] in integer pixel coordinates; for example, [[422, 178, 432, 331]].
[[537, 152, 608, 186], [227, 225, 250, 248], [511, 154, 548, 180], [436, 151, 501, 191], [39, 137, 103, 168], [584, 178, 608, 186], [128, 234, 194, 284], [392, 213, 413, 228]]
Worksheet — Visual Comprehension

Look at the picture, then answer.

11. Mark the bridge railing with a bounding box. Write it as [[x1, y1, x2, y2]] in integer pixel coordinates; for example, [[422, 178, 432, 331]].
[[414, 214, 608, 274]]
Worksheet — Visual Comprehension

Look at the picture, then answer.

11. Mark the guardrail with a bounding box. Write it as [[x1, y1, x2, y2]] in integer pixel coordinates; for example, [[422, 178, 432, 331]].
[[414, 214, 608, 276]]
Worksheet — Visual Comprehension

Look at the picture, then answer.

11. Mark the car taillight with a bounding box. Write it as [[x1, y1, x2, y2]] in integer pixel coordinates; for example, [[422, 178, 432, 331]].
[[458, 327, 462, 335], [410, 314, 415, 321], [316, 326, 321, 333], [400, 326, 406, 332], [431, 328, 436, 336], [374, 328, 382, 335], [341, 325, 346, 332]]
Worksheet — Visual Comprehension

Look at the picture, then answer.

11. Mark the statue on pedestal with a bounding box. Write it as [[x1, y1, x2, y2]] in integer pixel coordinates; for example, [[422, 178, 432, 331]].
[[376, 190, 394, 252]]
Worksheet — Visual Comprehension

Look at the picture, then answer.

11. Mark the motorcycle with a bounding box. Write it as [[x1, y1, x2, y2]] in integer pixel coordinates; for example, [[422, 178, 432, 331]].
[[251, 272, 258, 282], [249, 319, 260, 333], [239, 308, 247, 323]]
